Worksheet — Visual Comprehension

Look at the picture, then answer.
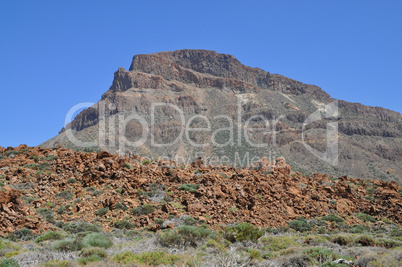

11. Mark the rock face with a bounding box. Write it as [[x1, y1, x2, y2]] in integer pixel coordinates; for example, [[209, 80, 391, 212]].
[[41, 49, 402, 183], [0, 145, 401, 234]]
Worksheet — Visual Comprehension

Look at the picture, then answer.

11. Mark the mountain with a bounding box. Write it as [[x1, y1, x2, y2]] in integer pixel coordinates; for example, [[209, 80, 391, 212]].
[[41, 49, 402, 183]]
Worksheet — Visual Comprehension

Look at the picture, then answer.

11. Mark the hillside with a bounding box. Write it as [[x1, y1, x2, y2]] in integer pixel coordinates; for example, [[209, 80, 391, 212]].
[[41, 49, 402, 183]]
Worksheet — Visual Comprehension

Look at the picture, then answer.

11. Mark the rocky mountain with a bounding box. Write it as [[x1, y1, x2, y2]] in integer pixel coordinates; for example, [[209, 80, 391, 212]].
[[41, 49, 402, 183]]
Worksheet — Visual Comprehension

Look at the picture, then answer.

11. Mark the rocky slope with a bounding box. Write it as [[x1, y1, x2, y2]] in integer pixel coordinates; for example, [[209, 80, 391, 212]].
[[41, 49, 402, 183], [0, 145, 401, 235]]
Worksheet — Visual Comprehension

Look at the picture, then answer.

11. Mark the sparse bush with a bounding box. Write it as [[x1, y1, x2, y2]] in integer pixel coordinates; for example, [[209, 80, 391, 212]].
[[355, 213, 376, 222], [154, 218, 164, 225], [247, 248, 262, 260], [184, 216, 197, 226], [37, 208, 56, 224], [288, 217, 311, 232], [5, 151, 19, 157], [113, 251, 179, 265], [23, 162, 51, 170], [302, 247, 339, 265], [77, 255, 103, 265], [322, 214, 344, 223], [131, 204, 155, 215], [67, 178, 77, 184], [158, 225, 212, 247], [0, 258, 19, 267], [178, 183, 200, 193], [376, 238, 402, 248], [349, 224, 370, 234], [79, 247, 108, 258], [43, 260, 69, 267], [44, 155, 58, 161], [56, 206, 67, 215], [82, 233, 113, 248], [355, 235, 375, 246], [115, 202, 128, 211], [95, 207, 109, 216], [35, 231, 64, 243], [6, 228, 34, 241], [55, 190, 74, 200], [114, 220, 133, 230], [331, 234, 353, 246], [62, 221, 100, 234], [260, 236, 299, 251], [51, 238, 84, 251], [224, 222, 262, 242]]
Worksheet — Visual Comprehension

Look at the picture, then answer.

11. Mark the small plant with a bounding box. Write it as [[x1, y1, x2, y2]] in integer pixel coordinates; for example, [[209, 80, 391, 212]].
[[322, 214, 344, 223], [114, 220, 133, 230], [158, 225, 212, 247], [51, 238, 84, 251], [96, 207, 109, 216], [67, 178, 77, 184], [355, 213, 376, 222], [260, 236, 299, 252], [131, 204, 155, 215], [6, 228, 34, 241], [62, 221, 100, 234], [82, 233, 113, 248], [79, 247, 108, 258], [35, 231, 64, 243], [116, 188, 122, 194], [229, 206, 238, 213], [288, 217, 312, 232], [154, 218, 165, 225], [5, 150, 19, 157], [224, 222, 262, 242], [184, 216, 197, 226], [55, 190, 74, 200], [44, 155, 58, 161], [247, 248, 262, 260], [77, 255, 103, 265], [0, 258, 19, 267], [124, 163, 133, 169], [37, 208, 55, 224], [141, 160, 151, 165], [349, 224, 369, 234], [115, 202, 128, 211], [178, 183, 200, 193], [302, 247, 339, 265], [56, 206, 67, 215]]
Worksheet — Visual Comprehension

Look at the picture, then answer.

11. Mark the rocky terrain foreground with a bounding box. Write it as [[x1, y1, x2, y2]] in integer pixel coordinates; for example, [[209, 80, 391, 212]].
[[0, 145, 402, 266]]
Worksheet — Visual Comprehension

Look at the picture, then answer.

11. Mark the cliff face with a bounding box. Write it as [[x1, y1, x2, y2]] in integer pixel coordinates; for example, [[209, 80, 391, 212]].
[[42, 49, 402, 183]]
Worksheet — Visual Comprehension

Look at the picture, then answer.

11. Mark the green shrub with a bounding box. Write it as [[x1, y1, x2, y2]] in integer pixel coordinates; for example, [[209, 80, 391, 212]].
[[302, 247, 339, 264], [376, 238, 402, 248], [82, 233, 113, 249], [178, 183, 200, 193], [115, 203, 128, 211], [44, 155, 58, 161], [158, 225, 212, 247], [114, 220, 133, 230], [113, 251, 179, 265], [247, 248, 262, 260], [5, 151, 19, 157], [288, 217, 311, 232], [79, 247, 108, 258], [67, 178, 77, 184], [390, 228, 402, 237], [77, 255, 103, 265], [51, 238, 83, 251], [322, 214, 344, 223], [37, 208, 55, 224], [6, 228, 34, 241], [331, 234, 354, 246], [154, 218, 164, 225], [56, 206, 67, 215], [95, 207, 109, 216], [0, 258, 19, 267], [55, 190, 74, 200], [224, 222, 262, 242], [124, 163, 132, 169], [349, 224, 370, 234], [35, 231, 64, 243], [355, 213, 376, 222], [43, 260, 70, 267], [355, 235, 375, 246], [131, 204, 155, 215], [260, 236, 299, 252], [62, 222, 100, 234], [184, 216, 197, 226], [23, 162, 51, 170]]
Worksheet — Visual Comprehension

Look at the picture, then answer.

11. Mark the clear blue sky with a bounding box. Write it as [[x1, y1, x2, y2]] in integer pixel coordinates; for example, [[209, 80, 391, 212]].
[[1, 1, 401, 147]]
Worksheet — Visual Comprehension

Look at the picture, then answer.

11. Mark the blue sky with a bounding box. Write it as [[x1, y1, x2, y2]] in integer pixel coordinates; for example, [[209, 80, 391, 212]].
[[0, 1, 401, 147]]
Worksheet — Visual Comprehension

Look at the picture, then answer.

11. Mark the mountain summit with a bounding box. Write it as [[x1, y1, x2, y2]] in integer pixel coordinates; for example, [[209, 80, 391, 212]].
[[42, 49, 402, 182]]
